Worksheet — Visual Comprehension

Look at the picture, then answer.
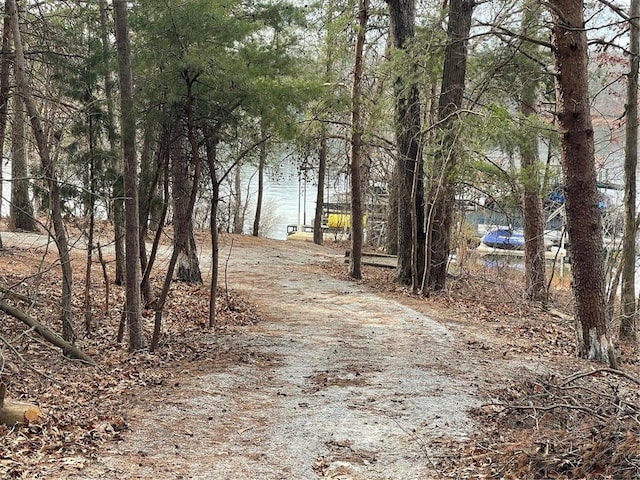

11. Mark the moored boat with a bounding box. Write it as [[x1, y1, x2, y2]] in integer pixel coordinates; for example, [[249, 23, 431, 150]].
[[480, 228, 525, 250]]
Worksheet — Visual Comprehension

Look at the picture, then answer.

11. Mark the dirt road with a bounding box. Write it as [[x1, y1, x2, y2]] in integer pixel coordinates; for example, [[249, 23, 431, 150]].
[[107, 239, 485, 479], [3, 232, 484, 479]]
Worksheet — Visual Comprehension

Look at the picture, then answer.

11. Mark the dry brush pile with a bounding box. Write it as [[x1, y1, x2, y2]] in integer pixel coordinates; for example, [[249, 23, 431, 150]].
[[443, 369, 640, 479]]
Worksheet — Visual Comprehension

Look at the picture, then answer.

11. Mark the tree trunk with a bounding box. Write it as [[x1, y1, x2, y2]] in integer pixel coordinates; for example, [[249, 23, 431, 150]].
[[520, 107, 547, 301], [313, 130, 327, 245], [424, 0, 473, 292], [518, 6, 547, 302], [113, 0, 145, 352], [100, 0, 125, 287], [386, 0, 424, 285], [83, 113, 97, 334], [171, 130, 202, 284], [151, 79, 202, 349], [9, 93, 35, 231], [518, 2, 547, 302], [620, 1, 639, 342], [140, 138, 170, 302], [230, 157, 243, 234], [0, 6, 11, 222], [550, 0, 616, 366], [139, 126, 167, 305], [252, 126, 266, 237], [8, 0, 75, 342], [205, 131, 220, 328], [348, 0, 368, 280]]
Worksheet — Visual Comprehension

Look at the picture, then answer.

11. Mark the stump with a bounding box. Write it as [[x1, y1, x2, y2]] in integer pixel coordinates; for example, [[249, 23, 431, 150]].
[[0, 399, 41, 426], [0, 384, 40, 426]]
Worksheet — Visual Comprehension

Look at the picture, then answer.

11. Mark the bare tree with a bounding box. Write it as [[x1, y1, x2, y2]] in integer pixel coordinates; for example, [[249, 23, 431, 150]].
[[8, 0, 75, 342], [349, 0, 369, 280], [518, 2, 547, 302], [113, 0, 145, 351], [619, 0, 639, 342], [386, 0, 424, 287], [424, 0, 474, 292], [9, 92, 35, 231], [0, 4, 11, 225], [549, 0, 616, 366]]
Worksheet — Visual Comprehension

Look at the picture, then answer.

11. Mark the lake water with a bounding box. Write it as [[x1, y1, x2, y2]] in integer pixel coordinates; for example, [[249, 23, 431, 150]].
[[241, 162, 320, 240], [223, 160, 348, 241], [0, 157, 335, 241]]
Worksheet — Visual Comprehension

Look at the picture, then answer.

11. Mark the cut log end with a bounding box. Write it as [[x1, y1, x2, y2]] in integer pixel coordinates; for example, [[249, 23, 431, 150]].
[[0, 399, 41, 426]]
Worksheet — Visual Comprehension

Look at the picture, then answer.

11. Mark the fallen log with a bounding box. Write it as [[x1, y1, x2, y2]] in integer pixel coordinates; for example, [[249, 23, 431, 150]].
[[0, 383, 40, 426], [0, 399, 41, 426], [0, 300, 95, 364]]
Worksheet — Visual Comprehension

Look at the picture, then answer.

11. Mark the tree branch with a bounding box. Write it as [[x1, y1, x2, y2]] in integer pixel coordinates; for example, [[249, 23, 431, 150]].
[[0, 300, 94, 364], [560, 368, 640, 387]]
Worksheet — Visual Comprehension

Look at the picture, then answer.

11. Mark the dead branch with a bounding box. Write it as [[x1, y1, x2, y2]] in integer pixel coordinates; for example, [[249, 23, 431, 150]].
[[504, 402, 609, 423], [0, 333, 61, 382], [96, 242, 110, 316], [0, 285, 41, 306], [0, 300, 94, 364], [561, 368, 640, 387]]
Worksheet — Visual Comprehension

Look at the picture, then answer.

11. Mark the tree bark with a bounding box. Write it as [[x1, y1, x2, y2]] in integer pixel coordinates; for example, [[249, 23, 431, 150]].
[[252, 125, 266, 237], [619, 0, 639, 342], [313, 130, 327, 245], [424, 0, 473, 292], [349, 0, 369, 280], [518, 6, 547, 302], [386, 0, 424, 285], [549, 0, 616, 366], [171, 130, 202, 284], [180, 75, 202, 284], [9, 92, 35, 231], [99, 0, 125, 287], [8, 0, 74, 342], [0, 5, 11, 222], [113, 0, 145, 352]]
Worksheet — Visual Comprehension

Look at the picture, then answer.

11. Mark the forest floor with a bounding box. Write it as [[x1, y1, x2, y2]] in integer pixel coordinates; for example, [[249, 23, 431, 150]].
[[0, 228, 639, 479]]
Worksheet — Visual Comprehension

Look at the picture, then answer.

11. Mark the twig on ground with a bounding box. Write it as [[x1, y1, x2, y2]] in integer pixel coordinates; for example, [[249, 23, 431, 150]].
[[560, 367, 640, 387], [0, 333, 60, 383], [505, 402, 609, 423]]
